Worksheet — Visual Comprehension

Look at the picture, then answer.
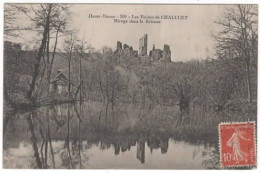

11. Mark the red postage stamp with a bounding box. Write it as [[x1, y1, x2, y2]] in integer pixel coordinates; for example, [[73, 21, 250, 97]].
[[219, 122, 256, 167]]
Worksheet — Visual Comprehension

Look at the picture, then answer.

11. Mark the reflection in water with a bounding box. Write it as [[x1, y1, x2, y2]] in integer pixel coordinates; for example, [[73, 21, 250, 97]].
[[3, 110, 16, 148], [3, 102, 236, 169], [137, 139, 145, 164], [27, 112, 42, 168], [147, 136, 169, 154], [65, 104, 73, 168]]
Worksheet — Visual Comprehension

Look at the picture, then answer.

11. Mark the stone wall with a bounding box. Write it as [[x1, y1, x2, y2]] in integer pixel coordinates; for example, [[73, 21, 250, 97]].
[[149, 44, 171, 62], [161, 44, 171, 62], [115, 41, 138, 57], [149, 44, 162, 61], [139, 34, 148, 56], [115, 35, 171, 62]]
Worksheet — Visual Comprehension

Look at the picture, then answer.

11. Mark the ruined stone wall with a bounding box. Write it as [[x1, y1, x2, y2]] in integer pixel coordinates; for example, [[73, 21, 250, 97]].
[[116, 41, 122, 53], [149, 45, 162, 61], [161, 44, 171, 62], [139, 34, 148, 56], [115, 41, 138, 57], [149, 44, 171, 62], [115, 36, 171, 62]]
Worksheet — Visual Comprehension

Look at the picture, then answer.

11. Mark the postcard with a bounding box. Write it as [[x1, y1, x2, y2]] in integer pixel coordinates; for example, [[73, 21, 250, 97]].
[[3, 3, 258, 169]]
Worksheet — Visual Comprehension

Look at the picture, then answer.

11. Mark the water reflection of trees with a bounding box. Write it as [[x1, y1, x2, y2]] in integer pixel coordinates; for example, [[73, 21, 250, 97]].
[[4, 102, 254, 169], [27, 111, 42, 168], [3, 103, 84, 169]]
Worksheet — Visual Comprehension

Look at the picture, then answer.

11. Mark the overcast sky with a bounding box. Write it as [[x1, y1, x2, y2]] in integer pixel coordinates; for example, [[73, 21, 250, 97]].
[[69, 4, 228, 61], [7, 4, 232, 61]]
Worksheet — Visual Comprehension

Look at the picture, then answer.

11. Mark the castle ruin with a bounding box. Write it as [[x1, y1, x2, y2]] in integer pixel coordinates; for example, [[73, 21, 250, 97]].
[[116, 41, 138, 57], [115, 34, 171, 62], [149, 44, 171, 62], [139, 34, 148, 56]]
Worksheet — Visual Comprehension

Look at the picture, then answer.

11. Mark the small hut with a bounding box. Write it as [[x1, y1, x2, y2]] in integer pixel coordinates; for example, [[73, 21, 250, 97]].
[[50, 70, 75, 95]]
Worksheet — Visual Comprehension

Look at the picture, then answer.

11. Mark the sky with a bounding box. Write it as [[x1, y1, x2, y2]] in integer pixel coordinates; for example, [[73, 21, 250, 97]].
[[6, 4, 231, 62], [69, 4, 227, 61]]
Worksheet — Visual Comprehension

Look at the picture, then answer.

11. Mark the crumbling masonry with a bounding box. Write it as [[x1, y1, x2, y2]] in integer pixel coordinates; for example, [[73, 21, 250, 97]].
[[115, 34, 171, 62]]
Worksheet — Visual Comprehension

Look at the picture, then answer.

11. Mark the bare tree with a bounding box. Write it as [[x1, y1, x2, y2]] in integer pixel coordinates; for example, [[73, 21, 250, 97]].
[[45, 5, 71, 85], [13, 4, 71, 101], [214, 5, 258, 103], [74, 38, 89, 101], [25, 4, 52, 101], [63, 33, 76, 98]]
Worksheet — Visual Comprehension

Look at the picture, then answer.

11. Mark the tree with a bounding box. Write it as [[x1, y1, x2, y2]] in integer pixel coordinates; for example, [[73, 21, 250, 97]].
[[24, 4, 52, 101], [214, 5, 258, 103], [12, 4, 71, 101], [63, 33, 76, 97], [45, 5, 71, 85], [74, 37, 90, 101]]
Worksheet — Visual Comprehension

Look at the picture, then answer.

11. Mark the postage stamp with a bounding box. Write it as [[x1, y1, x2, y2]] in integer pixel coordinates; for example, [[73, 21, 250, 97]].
[[219, 122, 256, 168]]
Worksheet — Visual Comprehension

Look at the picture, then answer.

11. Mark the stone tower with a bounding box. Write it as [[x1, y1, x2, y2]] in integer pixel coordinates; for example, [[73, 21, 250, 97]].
[[116, 41, 122, 52], [161, 44, 171, 62], [139, 34, 148, 56]]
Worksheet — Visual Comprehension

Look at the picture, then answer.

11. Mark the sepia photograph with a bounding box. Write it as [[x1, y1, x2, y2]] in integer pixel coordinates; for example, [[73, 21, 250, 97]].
[[2, 3, 258, 169]]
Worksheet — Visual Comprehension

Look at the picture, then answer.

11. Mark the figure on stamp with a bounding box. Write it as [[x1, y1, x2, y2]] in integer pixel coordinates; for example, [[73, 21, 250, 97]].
[[227, 128, 250, 163]]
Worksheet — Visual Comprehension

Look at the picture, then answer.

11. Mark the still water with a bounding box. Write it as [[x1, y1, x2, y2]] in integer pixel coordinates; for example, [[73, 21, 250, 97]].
[[3, 102, 221, 169]]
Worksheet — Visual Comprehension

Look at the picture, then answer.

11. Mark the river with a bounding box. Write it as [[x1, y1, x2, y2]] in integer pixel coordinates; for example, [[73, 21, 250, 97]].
[[4, 101, 242, 169]]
